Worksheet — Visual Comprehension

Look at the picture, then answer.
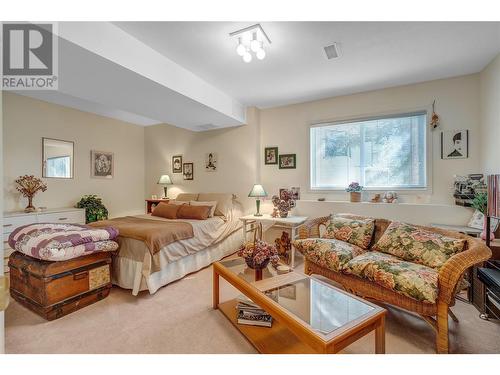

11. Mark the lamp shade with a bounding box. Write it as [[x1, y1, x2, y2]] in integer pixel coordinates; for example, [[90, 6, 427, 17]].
[[157, 175, 173, 185], [248, 184, 267, 198]]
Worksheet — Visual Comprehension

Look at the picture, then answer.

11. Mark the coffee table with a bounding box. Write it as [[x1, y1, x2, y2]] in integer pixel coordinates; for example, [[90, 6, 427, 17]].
[[213, 258, 386, 354]]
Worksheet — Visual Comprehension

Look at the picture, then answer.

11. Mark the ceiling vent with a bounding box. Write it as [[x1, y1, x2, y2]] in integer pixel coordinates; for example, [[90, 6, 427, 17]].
[[196, 124, 218, 131], [323, 43, 341, 60]]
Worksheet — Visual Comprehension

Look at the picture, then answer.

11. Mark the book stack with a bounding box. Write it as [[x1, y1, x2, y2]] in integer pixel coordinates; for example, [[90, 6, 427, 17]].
[[236, 296, 273, 327]]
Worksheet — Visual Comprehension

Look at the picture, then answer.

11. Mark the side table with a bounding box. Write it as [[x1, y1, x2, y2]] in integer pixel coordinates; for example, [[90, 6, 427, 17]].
[[239, 214, 308, 268], [145, 199, 169, 214]]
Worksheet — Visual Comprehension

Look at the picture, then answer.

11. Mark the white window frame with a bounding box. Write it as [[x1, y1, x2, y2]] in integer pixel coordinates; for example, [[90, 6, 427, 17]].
[[308, 108, 432, 193]]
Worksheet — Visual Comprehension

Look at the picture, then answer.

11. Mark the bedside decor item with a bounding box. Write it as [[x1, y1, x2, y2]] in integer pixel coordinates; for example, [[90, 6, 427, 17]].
[[264, 147, 278, 165], [472, 192, 495, 240], [275, 231, 292, 264], [157, 174, 173, 198], [279, 154, 296, 169], [75, 195, 109, 223], [172, 155, 182, 173], [382, 191, 398, 203], [183, 163, 194, 180], [291, 186, 300, 200], [371, 193, 381, 203], [272, 190, 295, 218], [441, 130, 469, 159], [15, 175, 47, 213], [430, 99, 440, 129], [205, 153, 217, 172], [346, 182, 363, 202], [91, 150, 114, 178], [248, 184, 268, 216]]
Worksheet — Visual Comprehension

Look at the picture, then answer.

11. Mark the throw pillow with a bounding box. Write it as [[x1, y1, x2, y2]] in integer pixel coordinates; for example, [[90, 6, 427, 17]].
[[190, 200, 217, 217], [177, 204, 211, 220], [151, 202, 180, 219], [372, 221, 466, 269], [322, 215, 375, 250]]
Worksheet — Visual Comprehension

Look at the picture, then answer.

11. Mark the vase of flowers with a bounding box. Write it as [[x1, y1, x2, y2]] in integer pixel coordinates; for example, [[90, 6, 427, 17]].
[[271, 190, 295, 218], [237, 239, 280, 270], [346, 182, 363, 202], [15, 175, 47, 213]]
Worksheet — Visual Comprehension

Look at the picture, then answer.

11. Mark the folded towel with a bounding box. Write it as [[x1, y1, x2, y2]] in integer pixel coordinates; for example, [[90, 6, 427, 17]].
[[8, 223, 119, 261]]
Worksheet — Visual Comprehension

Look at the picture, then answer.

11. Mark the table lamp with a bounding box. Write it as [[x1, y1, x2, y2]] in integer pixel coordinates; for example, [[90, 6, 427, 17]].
[[248, 184, 267, 216], [157, 174, 173, 198]]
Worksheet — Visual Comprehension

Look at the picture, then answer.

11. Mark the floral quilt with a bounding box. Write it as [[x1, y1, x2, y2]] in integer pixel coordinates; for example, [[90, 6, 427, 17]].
[[8, 223, 119, 261], [322, 215, 375, 249], [343, 251, 439, 303], [293, 238, 366, 272], [372, 221, 465, 269]]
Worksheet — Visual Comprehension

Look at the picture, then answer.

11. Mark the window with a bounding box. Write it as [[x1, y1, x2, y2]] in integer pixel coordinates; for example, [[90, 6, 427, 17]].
[[310, 112, 427, 190], [46, 156, 71, 178]]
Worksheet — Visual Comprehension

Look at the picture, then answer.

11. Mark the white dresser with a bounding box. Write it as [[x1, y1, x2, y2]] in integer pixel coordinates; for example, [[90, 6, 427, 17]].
[[3, 208, 86, 274]]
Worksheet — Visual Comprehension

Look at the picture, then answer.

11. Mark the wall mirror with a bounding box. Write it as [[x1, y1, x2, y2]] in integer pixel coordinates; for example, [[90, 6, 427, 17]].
[[42, 138, 74, 179]]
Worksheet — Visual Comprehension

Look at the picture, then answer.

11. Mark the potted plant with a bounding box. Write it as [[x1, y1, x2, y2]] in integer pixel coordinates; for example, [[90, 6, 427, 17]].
[[346, 182, 363, 203], [472, 192, 494, 240], [15, 175, 47, 213], [75, 195, 109, 223]]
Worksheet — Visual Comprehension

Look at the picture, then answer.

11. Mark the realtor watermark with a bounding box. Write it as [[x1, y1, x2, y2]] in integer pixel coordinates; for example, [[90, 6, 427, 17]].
[[1, 22, 58, 90]]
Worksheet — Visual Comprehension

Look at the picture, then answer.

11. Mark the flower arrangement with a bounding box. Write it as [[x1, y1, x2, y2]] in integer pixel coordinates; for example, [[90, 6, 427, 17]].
[[75, 195, 109, 223], [271, 189, 295, 218], [346, 182, 363, 192], [237, 239, 280, 270], [15, 175, 47, 212]]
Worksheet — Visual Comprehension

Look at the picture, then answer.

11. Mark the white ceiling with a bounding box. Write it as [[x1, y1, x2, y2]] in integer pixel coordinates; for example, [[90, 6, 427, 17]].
[[115, 21, 500, 108]]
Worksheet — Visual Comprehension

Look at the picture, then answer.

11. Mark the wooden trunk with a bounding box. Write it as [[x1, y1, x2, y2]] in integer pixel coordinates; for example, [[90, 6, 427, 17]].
[[9, 251, 112, 320]]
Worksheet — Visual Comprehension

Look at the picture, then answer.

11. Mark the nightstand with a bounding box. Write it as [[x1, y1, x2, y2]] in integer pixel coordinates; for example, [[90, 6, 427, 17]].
[[145, 199, 169, 214]]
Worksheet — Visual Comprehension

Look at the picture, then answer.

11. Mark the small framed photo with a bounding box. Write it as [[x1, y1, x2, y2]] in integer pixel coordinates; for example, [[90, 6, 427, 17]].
[[291, 186, 300, 200], [172, 155, 183, 173], [441, 130, 468, 159], [205, 152, 217, 172], [91, 150, 113, 178], [279, 154, 296, 169], [264, 147, 278, 165], [183, 163, 193, 180]]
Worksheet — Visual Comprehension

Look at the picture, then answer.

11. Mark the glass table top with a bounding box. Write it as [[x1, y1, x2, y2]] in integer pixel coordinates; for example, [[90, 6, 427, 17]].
[[219, 258, 376, 337]]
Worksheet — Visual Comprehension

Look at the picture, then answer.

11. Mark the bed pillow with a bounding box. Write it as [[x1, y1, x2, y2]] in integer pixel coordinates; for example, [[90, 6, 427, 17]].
[[168, 200, 188, 206], [372, 221, 466, 269], [175, 193, 199, 201], [177, 204, 211, 220], [197, 193, 233, 219], [190, 200, 217, 217], [151, 202, 180, 219], [322, 215, 375, 250]]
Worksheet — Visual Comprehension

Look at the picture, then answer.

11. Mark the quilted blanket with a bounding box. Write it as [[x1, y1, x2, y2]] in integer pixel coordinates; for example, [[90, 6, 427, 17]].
[[8, 223, 119, 261]]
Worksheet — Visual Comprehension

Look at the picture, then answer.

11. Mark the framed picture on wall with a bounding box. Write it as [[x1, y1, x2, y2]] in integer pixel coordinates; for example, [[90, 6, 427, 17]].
[[91, 150, 113, 179], [183, 163, 193, 180], [264, 147, 278, 165], [441, 130, 469, 159], [279, 154, 296, 169], [172, 155, 183, 173], [205, 153, 217, 172]]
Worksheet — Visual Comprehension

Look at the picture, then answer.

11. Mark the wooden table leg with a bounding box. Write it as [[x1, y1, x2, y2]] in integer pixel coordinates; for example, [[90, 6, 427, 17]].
[[375, 316, 385, 354], [213, 267, 219, 309]]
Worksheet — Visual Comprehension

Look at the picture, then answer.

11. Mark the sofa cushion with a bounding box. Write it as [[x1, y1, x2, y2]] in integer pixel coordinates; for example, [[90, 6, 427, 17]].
[[322, 215, 375, 249], [372, 221, 466, 269], [343, 251, 439, 303], [293, 238, 366, 272]]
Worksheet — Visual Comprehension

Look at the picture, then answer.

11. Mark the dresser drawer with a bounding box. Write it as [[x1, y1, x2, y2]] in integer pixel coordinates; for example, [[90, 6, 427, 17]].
[[3, 215, 38, 235], [39, 210, 85, 224]]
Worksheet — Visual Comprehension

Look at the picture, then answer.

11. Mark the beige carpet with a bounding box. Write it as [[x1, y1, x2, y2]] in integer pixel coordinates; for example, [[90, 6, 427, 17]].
[[5, 257, 500, 354]]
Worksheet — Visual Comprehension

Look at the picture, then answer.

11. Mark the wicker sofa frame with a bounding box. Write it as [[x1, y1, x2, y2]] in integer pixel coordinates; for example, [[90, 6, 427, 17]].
[[297, 215, 492, 354]]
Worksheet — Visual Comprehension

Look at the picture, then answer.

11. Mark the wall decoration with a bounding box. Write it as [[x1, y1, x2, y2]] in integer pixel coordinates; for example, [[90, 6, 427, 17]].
[[91, 150, 113, 179], [205, 152, 217, 172], [183, 163, 194, 180], [279, 154, 296, 169], [264, 147, 278, 165], [430, 99, 440, 129], [441, 130, 468, 159], [172, 155, 183, 173]]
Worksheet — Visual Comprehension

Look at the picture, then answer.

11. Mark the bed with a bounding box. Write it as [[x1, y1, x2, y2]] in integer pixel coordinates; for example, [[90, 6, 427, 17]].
[[91, 193, 243, 295]]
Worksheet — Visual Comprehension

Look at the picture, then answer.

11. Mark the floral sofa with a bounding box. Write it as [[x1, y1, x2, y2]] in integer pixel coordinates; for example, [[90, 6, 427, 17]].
[[293, 213, 491, 354]]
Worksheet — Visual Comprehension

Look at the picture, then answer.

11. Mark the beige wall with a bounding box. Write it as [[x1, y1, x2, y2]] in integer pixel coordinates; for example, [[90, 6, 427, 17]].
[[144, 107, 260, 212], [479, 53, 500, 175], [259, 74, 481, 206], [3, 93, 145, 218]]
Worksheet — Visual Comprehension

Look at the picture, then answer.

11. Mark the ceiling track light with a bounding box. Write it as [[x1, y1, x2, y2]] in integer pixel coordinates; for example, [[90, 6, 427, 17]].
[[229, 24, 271, 63]]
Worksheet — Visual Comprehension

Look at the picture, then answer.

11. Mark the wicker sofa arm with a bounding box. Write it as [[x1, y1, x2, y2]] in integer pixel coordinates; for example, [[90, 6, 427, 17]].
[[438, 238, 491, 304], [297, 216, 330, 239]]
